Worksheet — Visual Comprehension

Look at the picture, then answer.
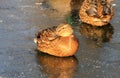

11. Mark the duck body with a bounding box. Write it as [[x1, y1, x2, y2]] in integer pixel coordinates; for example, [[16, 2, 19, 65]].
[[79, 0, 114, 26], [34, 24, 79, 57]]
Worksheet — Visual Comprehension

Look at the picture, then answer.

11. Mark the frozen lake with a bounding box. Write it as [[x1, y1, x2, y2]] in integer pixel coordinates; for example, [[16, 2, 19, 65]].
[[0, 0, 120, 78]]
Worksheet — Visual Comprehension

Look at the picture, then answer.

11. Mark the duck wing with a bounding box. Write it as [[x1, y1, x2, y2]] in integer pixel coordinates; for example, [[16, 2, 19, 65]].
[[86, 7, 100, 18]]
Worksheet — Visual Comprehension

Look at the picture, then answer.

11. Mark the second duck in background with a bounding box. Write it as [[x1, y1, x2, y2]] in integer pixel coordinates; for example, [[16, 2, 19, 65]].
[[79, 0, 114, 26]]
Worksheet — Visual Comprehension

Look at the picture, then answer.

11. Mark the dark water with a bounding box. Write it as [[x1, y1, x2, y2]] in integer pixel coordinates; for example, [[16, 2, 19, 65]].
[[0, 0, 120, 78]]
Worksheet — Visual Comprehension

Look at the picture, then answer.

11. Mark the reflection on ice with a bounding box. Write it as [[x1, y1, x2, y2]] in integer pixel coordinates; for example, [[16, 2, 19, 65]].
[[37, 52, 78, 78], [79, 23, 114, 45]]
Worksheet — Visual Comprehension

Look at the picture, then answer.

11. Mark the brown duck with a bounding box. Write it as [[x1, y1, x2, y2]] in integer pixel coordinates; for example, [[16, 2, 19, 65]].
[[34, 24, 79, 57], [79, 0, 114, 26]]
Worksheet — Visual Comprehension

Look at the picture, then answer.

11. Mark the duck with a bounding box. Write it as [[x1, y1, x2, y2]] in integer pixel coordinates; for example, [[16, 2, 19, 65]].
[[34, 23, 79, 57], [79, 0, 114, 26]]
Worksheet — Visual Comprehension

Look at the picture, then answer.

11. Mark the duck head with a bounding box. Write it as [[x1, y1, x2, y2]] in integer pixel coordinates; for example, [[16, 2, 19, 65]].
[[56, 24, 73, 37], [101, 0, 113, 15]]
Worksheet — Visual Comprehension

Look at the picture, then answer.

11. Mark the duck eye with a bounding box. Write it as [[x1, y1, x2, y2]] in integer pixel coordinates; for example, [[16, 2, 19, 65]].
[[37, 35, 41, 38], [62, 27, 65, 29], [101, 0, 106, 5]]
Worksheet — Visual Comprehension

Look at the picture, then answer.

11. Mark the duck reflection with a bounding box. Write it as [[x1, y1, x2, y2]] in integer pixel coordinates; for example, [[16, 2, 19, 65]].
[[37, 52, 78, 78], [66, 0, 84, 26], [70, 0, 84, 11], [79, 23, 114, 44]]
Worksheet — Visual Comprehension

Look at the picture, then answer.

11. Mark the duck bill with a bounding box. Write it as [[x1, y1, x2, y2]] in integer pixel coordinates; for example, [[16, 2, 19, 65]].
[[34, 38, 37, 44]]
